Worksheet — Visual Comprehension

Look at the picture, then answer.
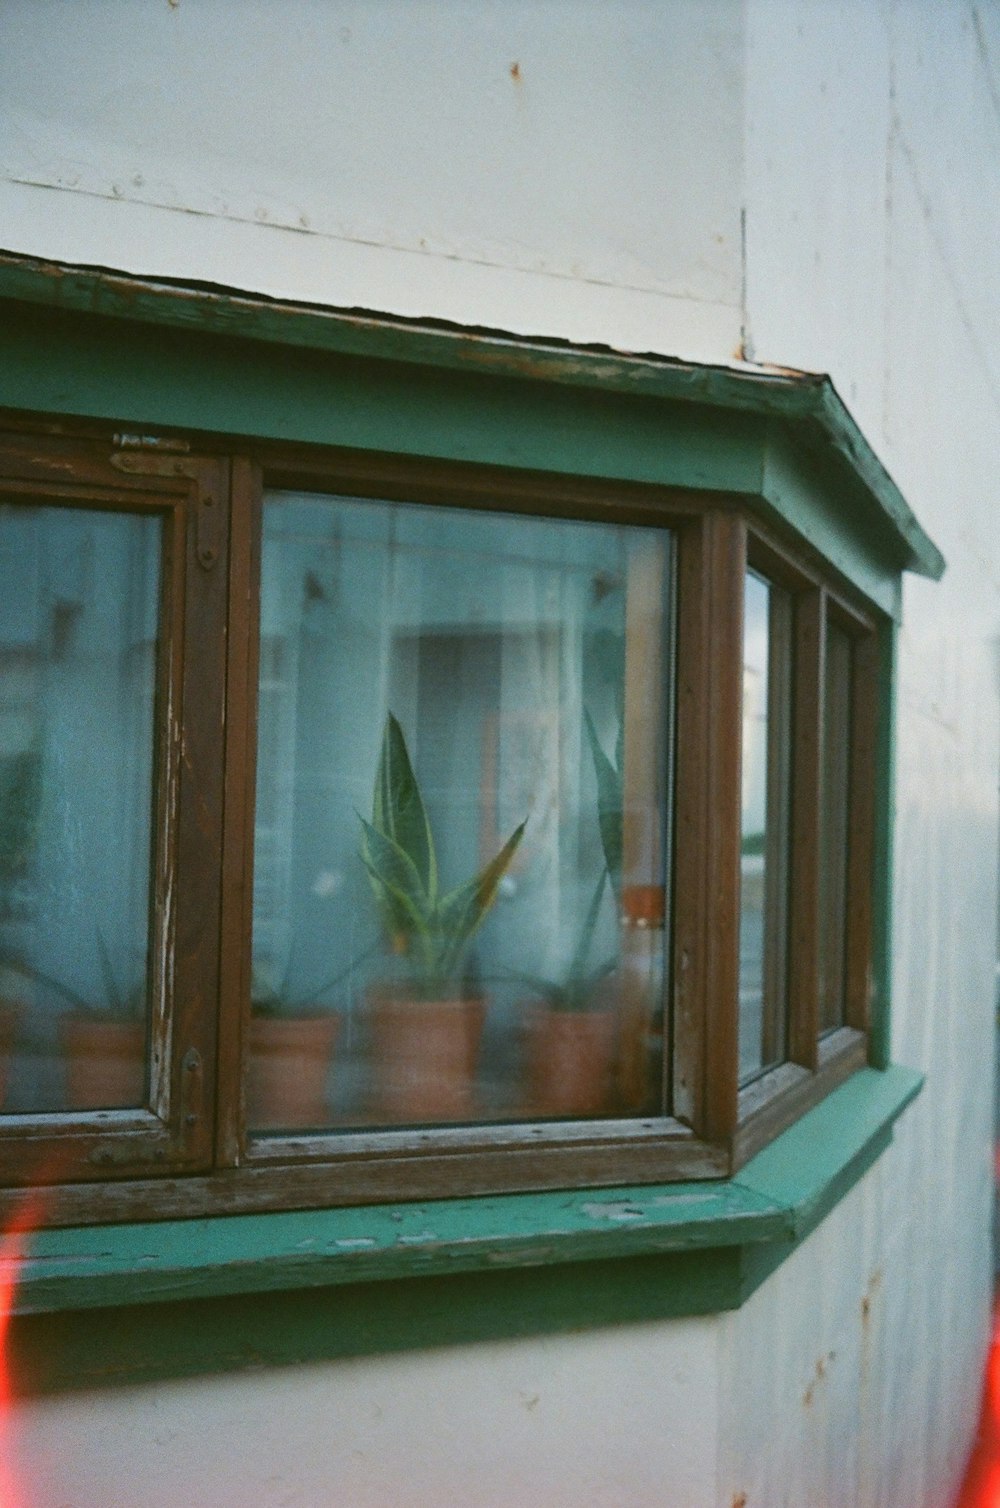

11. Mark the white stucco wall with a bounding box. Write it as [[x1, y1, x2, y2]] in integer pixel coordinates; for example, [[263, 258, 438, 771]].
[[1, 1, 998, 1505], [0, 0, 745, 362], [6, 1317, 719, 1508], [728, 5, 1000, 1504]]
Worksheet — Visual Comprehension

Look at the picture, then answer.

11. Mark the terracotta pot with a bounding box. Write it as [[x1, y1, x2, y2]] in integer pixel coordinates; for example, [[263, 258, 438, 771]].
[[527, 1006, 617, 1118], [248, 1014, 340, 1130], [62, 1018, 145, 1111], [371, 992, 484, 1123]]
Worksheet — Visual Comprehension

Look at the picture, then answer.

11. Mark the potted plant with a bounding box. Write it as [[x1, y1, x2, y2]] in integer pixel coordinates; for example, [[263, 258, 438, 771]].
[[0, 749, 41, 1106], [586, 705, 666, 1111], [247, 962, 343, 1131], [515, 710, 628, 1117], [359, 712, 525, 1122], [515, 870, 620, 1117], [43, 936, 147, 1111]]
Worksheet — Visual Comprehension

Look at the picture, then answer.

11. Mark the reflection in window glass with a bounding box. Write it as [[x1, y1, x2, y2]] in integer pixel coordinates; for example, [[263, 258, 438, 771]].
[[739, 571, 792, 1085], [0, 505, 160, 1111], [251, 492, 673, 1130], [820, 619, 853, 1034]]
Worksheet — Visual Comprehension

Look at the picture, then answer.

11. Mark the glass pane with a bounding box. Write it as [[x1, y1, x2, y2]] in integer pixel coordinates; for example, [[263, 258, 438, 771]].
[[251, 491, 673, 1131], [819, 619, 853, 1033], [0, 504, 160, 1111], [739, 571, 792, 1085]]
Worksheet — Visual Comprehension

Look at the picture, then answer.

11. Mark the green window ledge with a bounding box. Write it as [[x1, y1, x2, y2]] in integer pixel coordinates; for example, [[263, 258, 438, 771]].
[[7, 1066, 920, 1395]]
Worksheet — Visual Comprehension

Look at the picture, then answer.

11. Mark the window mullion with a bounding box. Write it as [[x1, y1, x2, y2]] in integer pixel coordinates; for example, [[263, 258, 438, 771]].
[[148, 494, 186, 1127], [701, 512, 745, 1145], [760, 585, 793, 1067], [844, 631, 878, 1036], [163, 456, 231, 1169], [787, 587, 825, 1070], [671, 518, 711, 1131], [216, 458, 262, 1168]]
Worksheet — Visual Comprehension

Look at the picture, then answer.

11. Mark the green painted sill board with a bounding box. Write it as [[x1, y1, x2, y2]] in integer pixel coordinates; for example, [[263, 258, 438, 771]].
[[9, 1066, 921, 1317], [3, 1067, 921, 1394]]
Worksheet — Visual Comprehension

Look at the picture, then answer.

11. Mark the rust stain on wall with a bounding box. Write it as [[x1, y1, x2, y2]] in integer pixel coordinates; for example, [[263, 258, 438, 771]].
[[861, 1266, 883, 1329], [803, 1349, 837, 1408]]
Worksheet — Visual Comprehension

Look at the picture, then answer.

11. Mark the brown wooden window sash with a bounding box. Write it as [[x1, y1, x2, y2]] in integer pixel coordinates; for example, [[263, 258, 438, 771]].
[[223, 464, 715, 1200], [0, 433, 227, 1194], [735, 532, 877, 1163]]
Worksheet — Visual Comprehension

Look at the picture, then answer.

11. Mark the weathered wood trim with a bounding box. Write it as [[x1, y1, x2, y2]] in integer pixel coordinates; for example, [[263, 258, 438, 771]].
[[787, 588, 824, 1070], [7, 1065, 920, 1316], [869, 623, 897, 1069], [0, 251, 944, 581]]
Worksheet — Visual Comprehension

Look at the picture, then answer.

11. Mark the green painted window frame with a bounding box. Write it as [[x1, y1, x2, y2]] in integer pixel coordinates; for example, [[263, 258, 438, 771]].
[[0, 254, 939, 1370]]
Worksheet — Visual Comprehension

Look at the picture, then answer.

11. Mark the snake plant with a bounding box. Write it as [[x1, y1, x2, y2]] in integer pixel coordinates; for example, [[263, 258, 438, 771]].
[[358, 713, 525, 999]]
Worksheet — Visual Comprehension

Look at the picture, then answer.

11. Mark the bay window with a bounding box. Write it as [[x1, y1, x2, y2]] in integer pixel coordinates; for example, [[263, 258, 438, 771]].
[[0, 256, 943, 1260], [0, 421, 884, 1226]]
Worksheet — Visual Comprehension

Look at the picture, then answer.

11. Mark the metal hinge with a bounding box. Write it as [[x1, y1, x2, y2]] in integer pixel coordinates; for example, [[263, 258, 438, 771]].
[[108, 447, 223, 570], [179, 1046, 204, 1143]]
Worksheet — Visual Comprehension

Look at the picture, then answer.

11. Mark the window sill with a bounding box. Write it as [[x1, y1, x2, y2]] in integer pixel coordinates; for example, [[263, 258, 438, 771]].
[[11, 1065, 918, 1314], [5, 1067, 920, 1393]]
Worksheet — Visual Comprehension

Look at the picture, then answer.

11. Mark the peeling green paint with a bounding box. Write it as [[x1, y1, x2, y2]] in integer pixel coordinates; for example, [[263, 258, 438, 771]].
[[11, 1070, 921, 1320], [0, 252, 943, 588], [5, 1067, 921, 1393]]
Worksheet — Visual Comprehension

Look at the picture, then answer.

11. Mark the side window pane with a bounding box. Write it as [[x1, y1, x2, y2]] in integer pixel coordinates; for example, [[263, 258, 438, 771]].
[[0, 505, 160, 1111], [250, 492, 673, 1131], [739, 571, 792, 1084], [819, 618, 853, 1033]]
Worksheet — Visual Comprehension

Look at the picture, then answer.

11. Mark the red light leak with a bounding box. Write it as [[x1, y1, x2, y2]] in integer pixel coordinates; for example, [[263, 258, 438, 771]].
[[0, 1171, 70, 1508], [0, 1215, 32, 1508], [955, 1300, 1000, 1508]]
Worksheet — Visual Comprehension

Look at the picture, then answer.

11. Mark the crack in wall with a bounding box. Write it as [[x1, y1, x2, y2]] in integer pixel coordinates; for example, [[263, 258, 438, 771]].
[[4, 172, 734, 313], [881, 1, 1000, 442], [971, 2, 1000, 132]]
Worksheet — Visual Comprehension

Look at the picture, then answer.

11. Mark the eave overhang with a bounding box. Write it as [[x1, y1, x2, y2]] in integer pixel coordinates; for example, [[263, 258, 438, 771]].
[[0, 250, 944, 582]]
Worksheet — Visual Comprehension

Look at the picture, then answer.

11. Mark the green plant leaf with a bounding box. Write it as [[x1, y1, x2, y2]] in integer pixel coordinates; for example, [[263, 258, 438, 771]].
[[506, 951, 618, 1012], [567, 869, 608, 983], [0, 748, 41, 882], [372, 713, 437, 900], [358, 815, 431, 942], [504, 969, 568, 1008], [0, 950, 99, 1017], [95, 929, 125, 1018], [584, 709, 623, 889], [0, 947, 137, 1019], [436, 820, 526, 981]]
